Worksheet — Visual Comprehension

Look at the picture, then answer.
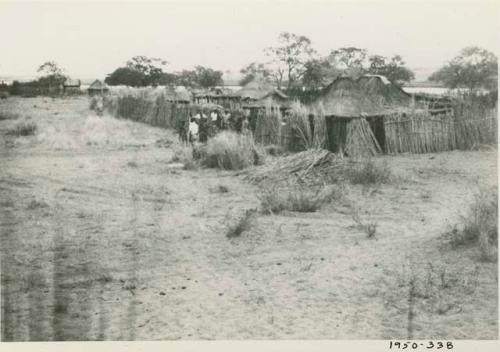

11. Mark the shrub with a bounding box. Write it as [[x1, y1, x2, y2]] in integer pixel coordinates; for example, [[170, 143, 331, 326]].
[[0, 91, 9, 99], [7, 121, 37, 136], [451, 187, 498, 261], [346, 158, 391, 185], [260, 184, 342, 214], [196, 131, 265, 170], [0, 112, 19, 121]]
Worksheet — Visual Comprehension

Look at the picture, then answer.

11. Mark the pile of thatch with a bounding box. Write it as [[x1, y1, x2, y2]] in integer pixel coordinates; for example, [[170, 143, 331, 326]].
[[245, 149, 357, 186]]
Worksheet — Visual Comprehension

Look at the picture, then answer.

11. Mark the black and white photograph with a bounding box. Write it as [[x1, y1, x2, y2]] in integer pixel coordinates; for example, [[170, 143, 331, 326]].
[[0, 0, 498, 346]]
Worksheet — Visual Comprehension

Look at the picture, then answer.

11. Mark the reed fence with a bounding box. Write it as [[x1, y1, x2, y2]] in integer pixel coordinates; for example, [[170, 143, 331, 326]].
[[102, 87, 497, 155], [384, 108, 497, 154]]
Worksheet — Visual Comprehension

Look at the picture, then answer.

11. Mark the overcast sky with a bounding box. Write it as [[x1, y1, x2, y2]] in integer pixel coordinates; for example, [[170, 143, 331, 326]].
[[0, 0, 498, 81]]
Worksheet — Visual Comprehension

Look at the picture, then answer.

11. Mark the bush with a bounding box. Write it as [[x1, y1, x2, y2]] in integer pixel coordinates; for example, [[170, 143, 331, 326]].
[[0, 91, 9, 99], [260, 184, 342, 214], [196, 131, 265, 170], [452, 187, 498, 261], [346, 158, 391, 185], [0, 112, 19, 121], [7, 122, 37, 136]]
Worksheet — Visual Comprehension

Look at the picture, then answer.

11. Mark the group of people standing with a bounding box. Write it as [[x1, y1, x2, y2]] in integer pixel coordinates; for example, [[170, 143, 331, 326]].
[[182, 108, 252, 143]]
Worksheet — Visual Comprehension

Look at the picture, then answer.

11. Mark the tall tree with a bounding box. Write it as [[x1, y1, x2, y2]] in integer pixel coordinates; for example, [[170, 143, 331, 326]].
[[368, 54, 415, 85], [265, 32, 317, 89], [302, 59, 337, 89], [126, 56, 168, 86], [37, 61, 67, 89], [175, 66, 223, 88], [327, 47, 368, 78], [193, 66, 224, 88], [105, 67, 145, 87], [429, 46, 498, 92], [239, 62, 271, 86]]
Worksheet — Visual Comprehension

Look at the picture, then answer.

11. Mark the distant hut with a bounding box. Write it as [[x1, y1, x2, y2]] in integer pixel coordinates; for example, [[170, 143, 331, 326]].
[[87, 80, 109, 96], [164, 86, 192, 104], [312, 77, 387, 155], [357, 74, 412, 109], [243, 89, 291, 110], [235, 79, 290, 130], [63, 79, 81, 95], [193, 87, 240, 109], [235, 79, 278, 104]]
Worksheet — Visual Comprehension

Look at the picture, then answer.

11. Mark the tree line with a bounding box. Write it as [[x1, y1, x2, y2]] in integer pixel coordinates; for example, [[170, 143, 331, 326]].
[[3, 32, 497, 96]]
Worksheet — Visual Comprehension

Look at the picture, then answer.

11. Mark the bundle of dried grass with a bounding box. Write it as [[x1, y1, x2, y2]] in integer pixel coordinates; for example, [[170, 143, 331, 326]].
[[254, 105, 283, 146], [286, 102, 313, 151], [345, 118, 382, 158], [310, 103, 327, 149]]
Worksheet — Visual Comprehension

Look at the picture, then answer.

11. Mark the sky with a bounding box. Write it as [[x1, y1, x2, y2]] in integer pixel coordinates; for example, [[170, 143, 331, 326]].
[[0, 0, 498, 82]]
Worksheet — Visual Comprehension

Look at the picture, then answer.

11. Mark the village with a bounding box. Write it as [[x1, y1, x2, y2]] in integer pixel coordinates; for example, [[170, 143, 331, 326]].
[[0, 0, 498, 345]]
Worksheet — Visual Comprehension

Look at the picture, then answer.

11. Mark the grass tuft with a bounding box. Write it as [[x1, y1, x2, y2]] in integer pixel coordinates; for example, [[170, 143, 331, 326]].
[[346, 158, 392, 185], [196, 131, 265, 171], [0, 111, 19, 120], [450, 187, 498, 261], [7, 121, 37, 136], [260, 184, 343, 214]]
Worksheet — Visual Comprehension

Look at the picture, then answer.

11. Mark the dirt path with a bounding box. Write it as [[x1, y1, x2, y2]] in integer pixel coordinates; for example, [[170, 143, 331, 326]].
[[0, 97, 497, 340]]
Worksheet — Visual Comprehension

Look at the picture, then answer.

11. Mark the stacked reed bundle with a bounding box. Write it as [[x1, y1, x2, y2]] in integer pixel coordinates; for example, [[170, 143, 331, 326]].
[[345, 118, 382, 157], [253, 105, 283, 146], [309, 103, 328, 150], [285, 102, 313, 152]]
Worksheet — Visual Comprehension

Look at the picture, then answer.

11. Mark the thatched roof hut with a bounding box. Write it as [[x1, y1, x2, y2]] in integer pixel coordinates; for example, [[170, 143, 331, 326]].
[[311, 77, 387, 156], [236, 78, 290, 111], [313, 77, 386, 118], [242, 89, 290, 109], [235, 79, 277, 101], [357, 74, 412, 109], [87, 80, 109, 96]]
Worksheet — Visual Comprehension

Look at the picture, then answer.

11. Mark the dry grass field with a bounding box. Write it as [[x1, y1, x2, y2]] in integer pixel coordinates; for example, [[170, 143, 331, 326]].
[[0, 96, 497, 340]]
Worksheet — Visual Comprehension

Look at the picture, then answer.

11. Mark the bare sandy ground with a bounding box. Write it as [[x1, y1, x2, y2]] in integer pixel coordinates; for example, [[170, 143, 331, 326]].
[[0, 97, 497, 340]]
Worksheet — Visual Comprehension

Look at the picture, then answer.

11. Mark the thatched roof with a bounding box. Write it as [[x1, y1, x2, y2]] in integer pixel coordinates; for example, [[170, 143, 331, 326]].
[[242, 90, 291, 109], [88, 80, 108, 91], [313, 77, 386, 118], [234, 79, 279, 100], [357, 75, 412, 108]]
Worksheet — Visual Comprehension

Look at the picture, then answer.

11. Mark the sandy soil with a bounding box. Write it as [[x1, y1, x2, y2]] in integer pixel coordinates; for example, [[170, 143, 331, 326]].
[[0, 96, 497, 340]]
